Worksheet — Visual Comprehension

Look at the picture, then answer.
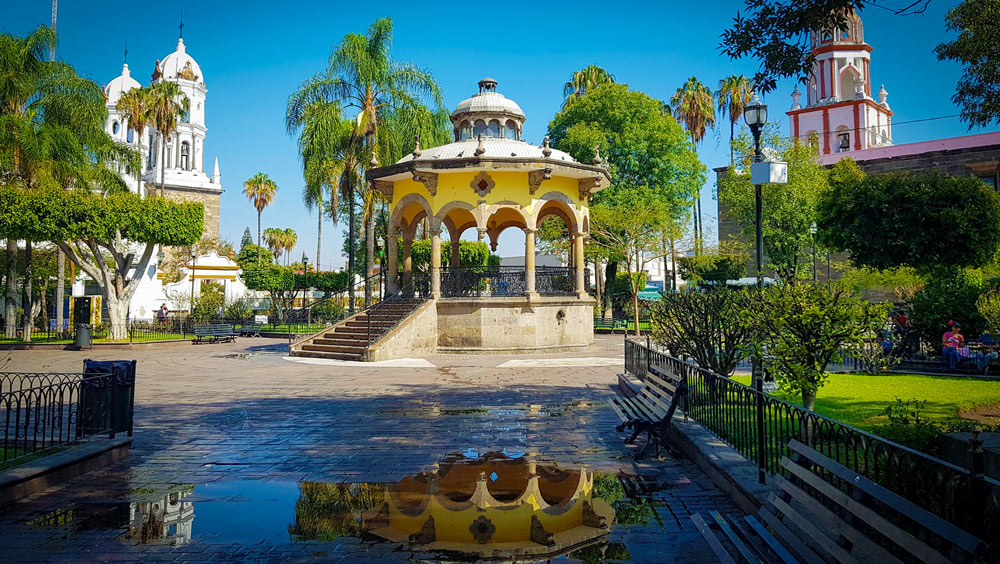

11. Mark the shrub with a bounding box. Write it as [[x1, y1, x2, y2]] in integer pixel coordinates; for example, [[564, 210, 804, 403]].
[[677, 253, 747, 283], [191, 282, 226, 321], [976, 289, 1000, 332], [650, 288, 753, 376], [224, 299, 253, 321], [910, 269, 987, 345], [870, 398, 943, 455], [310, 301, 346, 323]]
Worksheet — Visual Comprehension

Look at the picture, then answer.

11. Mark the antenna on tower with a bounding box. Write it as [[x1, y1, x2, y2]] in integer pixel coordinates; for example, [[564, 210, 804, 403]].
[[179, 9, 184, 39], [50, 0, 57, 61]]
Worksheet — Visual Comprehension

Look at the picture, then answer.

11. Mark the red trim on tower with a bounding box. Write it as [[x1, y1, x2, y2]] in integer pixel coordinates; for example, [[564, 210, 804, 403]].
[[786, 98, 893, 117], [853, 102, 862, 150], [864, 59, 871, 96], [810, 43, 872, 57], [822, 109, 831, 154], [819, 60, 827, 99], [793, 114, 800, 140], [830, 62, 836, 100]]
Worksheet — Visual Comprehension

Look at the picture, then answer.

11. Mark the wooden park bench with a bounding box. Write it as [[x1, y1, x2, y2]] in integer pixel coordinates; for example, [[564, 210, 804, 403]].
[[192, 323, 238, 344], [611, 363, 688, 459], [692, 439, 987, 564]]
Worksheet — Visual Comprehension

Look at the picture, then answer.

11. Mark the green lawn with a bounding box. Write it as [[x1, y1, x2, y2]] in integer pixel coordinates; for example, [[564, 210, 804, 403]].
[[0, 444, 74, 471], [734, 372, 1000, 431]]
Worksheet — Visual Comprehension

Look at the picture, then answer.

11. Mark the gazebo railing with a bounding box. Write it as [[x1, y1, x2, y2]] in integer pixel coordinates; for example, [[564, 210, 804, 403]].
[[535, 267, 575, 296], [440, 267, 526, 297]]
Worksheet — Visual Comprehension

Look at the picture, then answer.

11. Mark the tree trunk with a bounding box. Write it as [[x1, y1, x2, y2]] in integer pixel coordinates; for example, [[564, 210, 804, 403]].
[[5, 240, 17, 339], [56, 248, 65, 336], [604, 261, 617, 320], [347, 185, 356, 313], [106, 293, 130, 341], [365, 207, 374, 308], [669, 237, 677, 292], [594, 257, 603, 315], [21, 241, 32, 342], [316, 207, 322, 274], [256, 210, 262, 266], [802, 389, 817, 411], [662, 237, 670, 293], [730, 120, 735, 165], [632, 249, 641, 337], [159, 134, 167, 197]]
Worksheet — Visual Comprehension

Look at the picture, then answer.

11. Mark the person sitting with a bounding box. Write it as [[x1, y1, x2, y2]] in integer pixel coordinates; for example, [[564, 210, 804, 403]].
[[974, 328, 999, 372], [942, 321, 965, 371]]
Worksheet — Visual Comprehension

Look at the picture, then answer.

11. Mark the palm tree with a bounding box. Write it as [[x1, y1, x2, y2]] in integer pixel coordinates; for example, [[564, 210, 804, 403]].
[[671, 76, 716, 252], [263, 227, 283, 263], [0, 25, 116, 340], [148, 80, 188, 197], [286, 17, 442, 307], [717, 75, 753, 165], [116, 86, 153, 195], [243, 172, 278, 265], [563, 65, 615, 106], [283, 228, 298, 266]]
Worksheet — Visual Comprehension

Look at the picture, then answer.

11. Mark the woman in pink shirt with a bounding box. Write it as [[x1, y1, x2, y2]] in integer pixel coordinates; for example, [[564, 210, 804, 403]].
[[942, 321, 964, 370]]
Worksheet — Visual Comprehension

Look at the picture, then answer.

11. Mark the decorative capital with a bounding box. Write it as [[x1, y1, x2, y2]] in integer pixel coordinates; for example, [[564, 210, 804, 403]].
[[528, 168, 552, 195], [578, 177, 602, 201], [373, 180, 394, 201], [471, 171, 495, 197], [411, 170, 438, 196]]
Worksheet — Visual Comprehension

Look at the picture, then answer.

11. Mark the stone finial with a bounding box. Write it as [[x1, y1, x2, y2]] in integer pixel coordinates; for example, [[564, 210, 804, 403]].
[[878, 84, 890, 109], [592, 144, 602, 166], [474, 135, 486, 156], [542, 135, 552, 158], [790, 86, 802, 111], [412, 134, 422, 158], [369, 151, 379, 168]]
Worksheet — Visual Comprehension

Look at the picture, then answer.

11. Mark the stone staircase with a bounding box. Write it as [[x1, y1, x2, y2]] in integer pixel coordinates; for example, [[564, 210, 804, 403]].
[[291, 298, 425, 361]]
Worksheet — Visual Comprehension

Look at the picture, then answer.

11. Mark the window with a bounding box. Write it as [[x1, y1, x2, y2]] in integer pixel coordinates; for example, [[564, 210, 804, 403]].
[[127, 129, 134, 143], [838, 133, 850, 152], [166, 144, 172, 168], [112, 121, 119, 134], [181, 142, 190, 170], [486, 120, 500, 138], [473, 120, 487, 138], [504, 120, 518, 140], [805, 131, 819, 148], [147, 135, 155, 169], [980, 176, 997, 190], [458, 120, 472, 141]]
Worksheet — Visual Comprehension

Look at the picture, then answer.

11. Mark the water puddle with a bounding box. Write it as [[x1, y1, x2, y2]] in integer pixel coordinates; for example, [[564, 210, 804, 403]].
[[25, 452, 671, 561]]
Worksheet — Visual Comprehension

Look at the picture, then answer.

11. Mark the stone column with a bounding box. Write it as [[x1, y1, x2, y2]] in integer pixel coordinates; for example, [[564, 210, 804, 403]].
[[477, 228, 487, 242], [524, 228, 538, 298], [574, 231, 586, 296], [430, 227, 442, 298], [402, 234, 413, 290], [386, 229, 398, 295], [568, 234, 575, 268]]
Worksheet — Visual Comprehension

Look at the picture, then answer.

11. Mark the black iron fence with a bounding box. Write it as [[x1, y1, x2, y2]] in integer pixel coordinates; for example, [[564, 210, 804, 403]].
[[440, 267, 525, 297], [535, 266, 575, 295], [1, 360, 136, 465], [624, 337, 1000, 540]]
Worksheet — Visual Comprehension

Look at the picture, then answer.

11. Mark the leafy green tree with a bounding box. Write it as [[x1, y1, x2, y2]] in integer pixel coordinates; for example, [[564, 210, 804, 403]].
[[671, 77, 715, 248], [719, 133, 828, 282], [243, 172, 278, 265], [286, 17, 443, 307], [911, 269, 988, 344], [235, 244, 272, 271], [817, 172, 1000, 273], [677, 252, 748, 284], [547, 83, 704, 310], [935, 0, 1000, 128], [562, 65, 616, 106], [242, 267, 295, 324], [976, 289, 1000, 333], [651, 288, 753, 376], [398, 240, 492, 269], [240, 227, 253, 251], [0, 186, 203, 340], [741, 283, 887, 410]]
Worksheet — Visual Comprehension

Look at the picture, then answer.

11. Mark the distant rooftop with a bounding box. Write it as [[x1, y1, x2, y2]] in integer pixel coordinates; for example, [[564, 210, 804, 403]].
[[818, 131, 1000, 166]]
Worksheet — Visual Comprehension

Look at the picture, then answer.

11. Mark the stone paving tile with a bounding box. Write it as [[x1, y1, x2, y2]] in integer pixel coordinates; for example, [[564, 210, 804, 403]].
[[0, 335, 739, 562]]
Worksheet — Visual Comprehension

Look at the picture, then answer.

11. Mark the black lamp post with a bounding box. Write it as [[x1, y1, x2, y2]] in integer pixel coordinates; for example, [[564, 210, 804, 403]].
[[810, 222, 818, 282], [377, 235, 385, 299], [189, 250, 196, 321], [744, 93, 767, 392], [301, 251, 309, 308]]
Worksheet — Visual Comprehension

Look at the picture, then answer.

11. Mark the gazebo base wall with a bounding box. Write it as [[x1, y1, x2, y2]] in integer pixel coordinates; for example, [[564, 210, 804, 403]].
[[435, 296, 594, 354]]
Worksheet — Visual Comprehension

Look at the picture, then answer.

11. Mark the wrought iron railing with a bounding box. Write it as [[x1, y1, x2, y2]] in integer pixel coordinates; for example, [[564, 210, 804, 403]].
[[365, 280, 429, 346], [1, 360, 136, 464], [440, 266, 526, 297], [535, 266, 575, 295], [624, 337, 999, 540]]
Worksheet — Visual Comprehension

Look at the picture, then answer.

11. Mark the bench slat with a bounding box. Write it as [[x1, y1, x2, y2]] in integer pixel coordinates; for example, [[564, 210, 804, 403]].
[[607, 397, 630, 422], [774, 474, 903, 564], [779, 457, 951, 564], [757, 506, 824, 564], [743, 514, 799, 564], [618, 394, 659, 421], [786, 439, 984, 555], [768, 493, 861, 564], [709, 511, 762, 564], [645, 370, 678, 395], [690, 513, 738, 564]]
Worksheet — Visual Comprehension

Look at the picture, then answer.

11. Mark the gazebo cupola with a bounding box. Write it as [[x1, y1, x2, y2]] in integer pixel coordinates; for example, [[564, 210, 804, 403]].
[[365, 77, 611, 354]]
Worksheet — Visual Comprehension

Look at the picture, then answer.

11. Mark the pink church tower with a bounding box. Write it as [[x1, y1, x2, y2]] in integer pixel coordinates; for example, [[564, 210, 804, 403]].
[[787, 10, 893, 155]]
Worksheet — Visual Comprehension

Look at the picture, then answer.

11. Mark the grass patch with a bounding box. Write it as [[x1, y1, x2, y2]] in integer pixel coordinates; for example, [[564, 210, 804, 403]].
[[0, 444, 76, 471], [734, 372, 1000, 431]]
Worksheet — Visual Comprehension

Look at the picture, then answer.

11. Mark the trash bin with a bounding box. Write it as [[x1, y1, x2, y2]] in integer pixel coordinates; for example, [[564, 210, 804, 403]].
[[74, 323, 93, 348]]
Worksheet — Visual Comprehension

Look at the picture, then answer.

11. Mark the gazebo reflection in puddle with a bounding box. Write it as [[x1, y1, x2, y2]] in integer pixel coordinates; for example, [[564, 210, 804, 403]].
[[360, 451, 614, 560]]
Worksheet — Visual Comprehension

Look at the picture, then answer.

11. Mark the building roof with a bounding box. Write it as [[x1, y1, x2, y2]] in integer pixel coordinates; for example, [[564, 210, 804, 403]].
[[396, 137, 575, 164], [104, 63, 141, 105], [818, 131, 1000, 166], [452, 91, 525, 121], [158, 38, 204, 85]]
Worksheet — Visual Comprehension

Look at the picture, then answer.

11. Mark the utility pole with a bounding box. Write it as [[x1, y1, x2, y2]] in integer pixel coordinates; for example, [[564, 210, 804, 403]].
[[50, 0, 57, 60]]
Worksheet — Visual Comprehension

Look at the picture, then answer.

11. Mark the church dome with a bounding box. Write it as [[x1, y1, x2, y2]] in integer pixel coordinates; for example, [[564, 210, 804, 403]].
[[104, 63, 141, 105], [156, 38, 204, 85]]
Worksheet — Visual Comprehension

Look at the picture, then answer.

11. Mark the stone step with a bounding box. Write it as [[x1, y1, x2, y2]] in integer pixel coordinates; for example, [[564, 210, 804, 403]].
[[313, 337, 365, 347], [301, 343, 366, 355], [293, 349, 363, 361]]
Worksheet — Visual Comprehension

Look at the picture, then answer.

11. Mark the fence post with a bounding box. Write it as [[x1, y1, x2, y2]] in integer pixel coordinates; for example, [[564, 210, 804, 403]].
[[755, 377, 766, 484], [108, 374, 117, 439], [968, 427, 987, 532]]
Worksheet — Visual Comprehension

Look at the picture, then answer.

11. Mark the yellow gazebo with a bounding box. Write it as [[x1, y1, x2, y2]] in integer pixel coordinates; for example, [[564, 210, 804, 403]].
[[365, 78, 610, 354]]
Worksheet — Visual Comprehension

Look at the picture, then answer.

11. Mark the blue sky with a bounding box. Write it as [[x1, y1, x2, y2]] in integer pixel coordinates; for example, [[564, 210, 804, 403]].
[[7, 0, 990, 270]]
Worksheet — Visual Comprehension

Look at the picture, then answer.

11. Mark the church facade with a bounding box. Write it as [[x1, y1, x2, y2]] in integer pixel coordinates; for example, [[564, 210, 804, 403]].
[[103, 36, 223, 240]]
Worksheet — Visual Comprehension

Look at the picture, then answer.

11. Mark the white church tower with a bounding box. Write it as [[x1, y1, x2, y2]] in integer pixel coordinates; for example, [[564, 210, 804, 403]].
[[787, 10, 893, 155], [103, 56, 146, 194]]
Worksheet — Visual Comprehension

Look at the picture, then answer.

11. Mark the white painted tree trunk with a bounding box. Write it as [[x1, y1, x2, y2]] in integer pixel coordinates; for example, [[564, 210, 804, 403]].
[[106, 296, 130, 341]]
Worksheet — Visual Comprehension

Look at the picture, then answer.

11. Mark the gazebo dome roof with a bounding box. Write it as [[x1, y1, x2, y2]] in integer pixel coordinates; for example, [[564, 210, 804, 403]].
[[395, 137, 576, 164], [450, 78, 525, 129], [104, 63, 141, 105], [157, 38, 204, 85]]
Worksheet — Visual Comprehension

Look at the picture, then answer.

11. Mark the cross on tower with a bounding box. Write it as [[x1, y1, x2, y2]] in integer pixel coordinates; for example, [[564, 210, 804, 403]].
[[179, 10, 184, 38]]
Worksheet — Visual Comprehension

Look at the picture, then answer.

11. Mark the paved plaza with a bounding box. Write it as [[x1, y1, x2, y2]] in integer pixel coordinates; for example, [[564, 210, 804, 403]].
[[0, 335, 738, 563]]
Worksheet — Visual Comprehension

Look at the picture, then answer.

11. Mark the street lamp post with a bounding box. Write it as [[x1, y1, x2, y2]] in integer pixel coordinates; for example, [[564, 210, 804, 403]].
[[377, 235, 385, 300], [189, 250, 196, 324], [301, 252, 309, 323], [744, 93, 768, 393]]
